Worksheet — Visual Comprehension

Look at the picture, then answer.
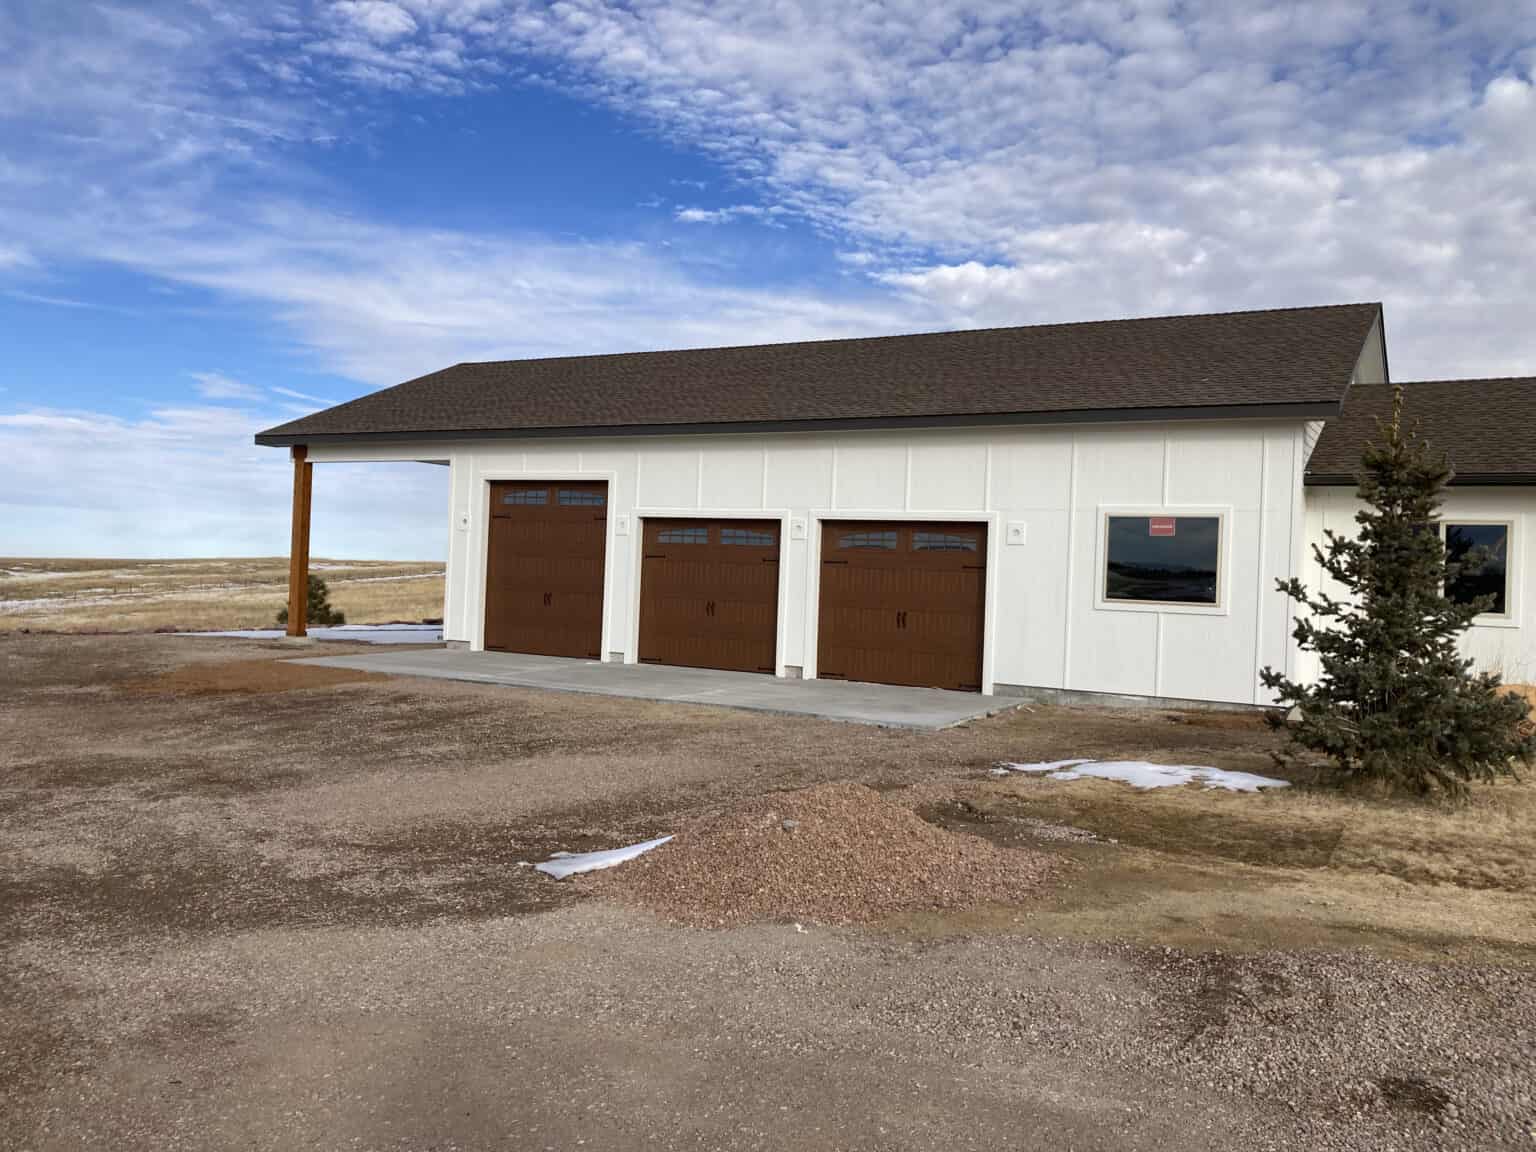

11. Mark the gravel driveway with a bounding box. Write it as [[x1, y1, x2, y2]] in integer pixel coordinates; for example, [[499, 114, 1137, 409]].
[[2, 634, 1532, 1151]]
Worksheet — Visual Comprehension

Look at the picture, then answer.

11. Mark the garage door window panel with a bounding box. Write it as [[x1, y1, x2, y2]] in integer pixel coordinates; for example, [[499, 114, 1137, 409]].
[[657, 525, 708, 545], [912, 530, 979, 552], [721, 527, 776, 547], [838, 530, 898, 550]]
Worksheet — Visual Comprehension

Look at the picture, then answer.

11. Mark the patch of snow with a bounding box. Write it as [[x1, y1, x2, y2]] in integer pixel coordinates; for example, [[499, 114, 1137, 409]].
[[993, 759, 1289, 793], [180, 624, 445, 644], [534, 835, 673, 880]]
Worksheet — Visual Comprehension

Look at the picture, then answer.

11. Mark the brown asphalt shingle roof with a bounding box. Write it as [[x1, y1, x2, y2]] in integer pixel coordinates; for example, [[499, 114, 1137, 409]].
[[1308, 378, 1536, 486], [255, 302, 1382, 445]]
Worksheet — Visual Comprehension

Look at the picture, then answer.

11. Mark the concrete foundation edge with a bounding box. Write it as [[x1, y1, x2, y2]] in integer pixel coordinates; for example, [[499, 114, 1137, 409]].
[[992, 683, 1268, 713]]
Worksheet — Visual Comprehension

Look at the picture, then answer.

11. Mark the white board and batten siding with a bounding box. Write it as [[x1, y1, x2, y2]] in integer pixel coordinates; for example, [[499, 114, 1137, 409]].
[[1302, 486, 1536, 684], [314, 419, 1312, 705]]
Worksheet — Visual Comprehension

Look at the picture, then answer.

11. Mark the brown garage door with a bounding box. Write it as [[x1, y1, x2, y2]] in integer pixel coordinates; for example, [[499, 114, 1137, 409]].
[[484, 481, 606, 658], [639, 519, 779, 673], [817, 521, 986, 692]]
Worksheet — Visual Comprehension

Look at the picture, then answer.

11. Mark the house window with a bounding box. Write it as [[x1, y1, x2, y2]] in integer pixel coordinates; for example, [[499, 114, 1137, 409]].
[[558, 489, 606, 506], [1444, 522, 1510, 615], [912, 530, 978, 552], [838, 530, 898, 550], [501, 489, 548, 505], [1103, 514, 1221, 606], [721, 527, 776, 547], [658, 525, 708, 545]]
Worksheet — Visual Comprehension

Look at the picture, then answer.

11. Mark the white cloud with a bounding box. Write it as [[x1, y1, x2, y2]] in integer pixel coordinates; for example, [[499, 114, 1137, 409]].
[[19, 194, 930, 387], [190, 371, 265, 402], [333, 1, 419, 43], [0, 402, 446, 559], [674, 203, 788, 225], [3, 289, 98, 309], [269, 385, 338, 407], [674, 207, 732, 224]]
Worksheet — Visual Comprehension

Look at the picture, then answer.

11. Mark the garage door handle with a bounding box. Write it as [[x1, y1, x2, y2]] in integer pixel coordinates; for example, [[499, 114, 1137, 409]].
[[706, 600, 716, 617], [896, 610, 906, 628], [543, 592, 552, 607]]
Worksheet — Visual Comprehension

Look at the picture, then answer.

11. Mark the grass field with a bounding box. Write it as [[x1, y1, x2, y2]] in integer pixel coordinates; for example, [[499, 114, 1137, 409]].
[[0, 557, 445, 633]]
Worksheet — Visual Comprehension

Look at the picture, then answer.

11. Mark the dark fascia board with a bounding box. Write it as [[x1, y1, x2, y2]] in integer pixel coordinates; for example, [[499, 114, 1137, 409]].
[[1307, 472, 1536, 487], [255, 400, 1341, 448]]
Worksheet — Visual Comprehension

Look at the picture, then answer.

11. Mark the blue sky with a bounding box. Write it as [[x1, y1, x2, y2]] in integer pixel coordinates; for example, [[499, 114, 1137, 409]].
[[2, 1, 1534, 559]]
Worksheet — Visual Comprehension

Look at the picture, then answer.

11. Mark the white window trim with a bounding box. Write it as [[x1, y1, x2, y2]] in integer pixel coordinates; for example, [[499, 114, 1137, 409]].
[[1441, 518, 1518, 628], [1094, 505, 1231, 617]]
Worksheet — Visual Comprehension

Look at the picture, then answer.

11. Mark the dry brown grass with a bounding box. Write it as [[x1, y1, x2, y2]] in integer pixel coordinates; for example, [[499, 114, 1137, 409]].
[[120, 659, 390, 695], [919, 766, 1536, 960], [979, 771, 1536, 892], [0, 557, 443, 633]]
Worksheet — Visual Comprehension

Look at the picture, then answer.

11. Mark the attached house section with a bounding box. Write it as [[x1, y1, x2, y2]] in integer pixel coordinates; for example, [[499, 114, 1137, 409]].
[[1303, 378, 1536, 685]]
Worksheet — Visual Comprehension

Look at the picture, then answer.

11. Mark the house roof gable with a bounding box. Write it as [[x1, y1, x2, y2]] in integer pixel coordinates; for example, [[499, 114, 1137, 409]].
[[256, 302, 1383, 446]]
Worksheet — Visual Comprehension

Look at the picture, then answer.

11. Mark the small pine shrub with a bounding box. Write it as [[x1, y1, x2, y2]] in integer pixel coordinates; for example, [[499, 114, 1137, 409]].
[[276, 574, 347, 627]]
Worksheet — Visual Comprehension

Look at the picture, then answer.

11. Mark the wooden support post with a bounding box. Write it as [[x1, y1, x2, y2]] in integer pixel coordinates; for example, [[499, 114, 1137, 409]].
[[287, 445, 313, 637]]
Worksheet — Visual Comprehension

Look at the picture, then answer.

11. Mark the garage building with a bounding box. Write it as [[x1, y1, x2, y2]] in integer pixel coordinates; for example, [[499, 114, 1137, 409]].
[[254, 302, 1536, 705]]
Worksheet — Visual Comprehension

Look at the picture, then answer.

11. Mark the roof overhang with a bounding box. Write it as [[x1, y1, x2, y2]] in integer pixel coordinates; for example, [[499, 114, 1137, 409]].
[[256, 400, 1340, 448], [1306, 471, 1536, 487]]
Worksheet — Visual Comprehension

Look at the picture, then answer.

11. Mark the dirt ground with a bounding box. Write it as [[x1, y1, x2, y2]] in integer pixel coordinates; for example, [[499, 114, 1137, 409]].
[[2, 634, 1534, 1151]]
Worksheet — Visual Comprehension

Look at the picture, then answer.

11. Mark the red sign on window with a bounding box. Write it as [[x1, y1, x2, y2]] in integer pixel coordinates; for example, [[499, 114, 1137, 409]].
[[1148, 516, 1176, 537]]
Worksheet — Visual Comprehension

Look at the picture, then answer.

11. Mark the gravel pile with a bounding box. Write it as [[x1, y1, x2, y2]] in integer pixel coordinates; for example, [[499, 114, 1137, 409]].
[[596, 781, 1053, 926]]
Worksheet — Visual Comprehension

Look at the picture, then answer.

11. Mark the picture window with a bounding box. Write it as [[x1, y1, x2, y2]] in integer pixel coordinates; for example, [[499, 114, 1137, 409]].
[[1103, 515, 1221, 606]]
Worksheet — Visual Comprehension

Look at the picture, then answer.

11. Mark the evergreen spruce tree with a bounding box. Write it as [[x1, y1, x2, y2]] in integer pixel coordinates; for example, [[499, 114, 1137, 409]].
[[1260, 386, 1534, 797], [275, 574, 346, 627]]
